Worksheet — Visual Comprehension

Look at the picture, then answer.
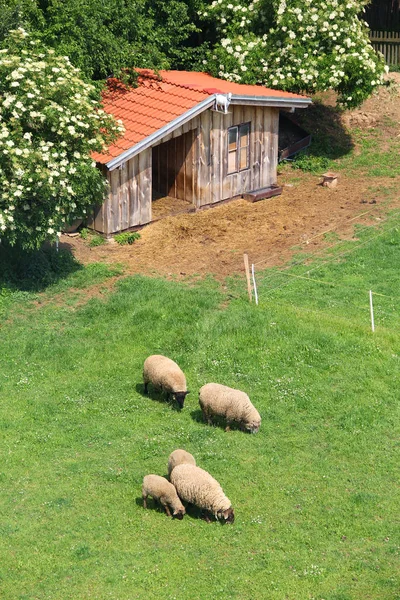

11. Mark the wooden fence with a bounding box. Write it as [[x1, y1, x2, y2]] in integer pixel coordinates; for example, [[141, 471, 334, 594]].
[[370, 30, 400, 66]]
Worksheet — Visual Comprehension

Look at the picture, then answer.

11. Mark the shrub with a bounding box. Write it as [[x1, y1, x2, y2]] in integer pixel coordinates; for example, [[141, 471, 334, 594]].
[[88, 234, 106, 247], [201, 0, 387, 108], [79, 228, 89, 240], [114, 232, 141, 245], [0, 29, 123, 250]]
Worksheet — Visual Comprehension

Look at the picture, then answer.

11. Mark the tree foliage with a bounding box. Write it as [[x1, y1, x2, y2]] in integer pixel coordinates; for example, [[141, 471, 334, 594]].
[[200, 0, 387, 108], [0, 1, 386, 107], [0, 29, 122, 249], [0, 0, 204, 81]]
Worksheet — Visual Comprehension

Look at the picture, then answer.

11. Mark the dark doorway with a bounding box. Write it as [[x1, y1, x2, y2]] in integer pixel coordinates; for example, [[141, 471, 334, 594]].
[[152, 130, 196, 218]]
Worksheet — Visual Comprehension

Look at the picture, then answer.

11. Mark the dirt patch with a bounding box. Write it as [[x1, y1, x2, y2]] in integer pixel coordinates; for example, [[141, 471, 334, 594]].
[[62, 172, 400, 279], [152, 195, 194, 219], [341, 73, 400, 134], [61, 75, 400, 280]]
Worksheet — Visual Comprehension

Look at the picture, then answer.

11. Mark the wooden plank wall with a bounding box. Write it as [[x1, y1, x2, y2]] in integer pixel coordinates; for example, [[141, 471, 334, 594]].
[[152, 129, 195, 202], [197, 104, 279, 207], [89, 148, 152, 234]]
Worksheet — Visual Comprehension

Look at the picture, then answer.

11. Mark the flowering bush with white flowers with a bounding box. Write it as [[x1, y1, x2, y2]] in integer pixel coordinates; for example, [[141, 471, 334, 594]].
[[200, 0, 387, 108], [0, 28, 123, 249]]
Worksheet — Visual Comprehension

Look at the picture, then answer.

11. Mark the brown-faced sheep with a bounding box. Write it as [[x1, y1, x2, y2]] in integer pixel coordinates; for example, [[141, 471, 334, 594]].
[[199, 383, 261, 433], [170, 463, 234, 523], [142, 474, 186, 519], [143, 355, 189, 409], [167, 449, 196, 478]]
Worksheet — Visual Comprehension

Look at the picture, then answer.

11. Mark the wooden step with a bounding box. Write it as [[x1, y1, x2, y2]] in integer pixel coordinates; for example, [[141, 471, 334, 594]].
[[242, 184, 282, 203]]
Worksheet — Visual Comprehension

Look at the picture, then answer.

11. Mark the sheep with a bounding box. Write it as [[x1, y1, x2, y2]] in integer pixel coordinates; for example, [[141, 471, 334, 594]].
[[167, 449, 196, 478], [199, 383, 261, 433], [170, 463, 234, 523], [142, 474, 186, 519], [143, 354, 190, 409]]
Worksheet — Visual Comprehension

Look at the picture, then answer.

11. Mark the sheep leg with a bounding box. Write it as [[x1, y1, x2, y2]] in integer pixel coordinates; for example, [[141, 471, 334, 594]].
[[161, 500, 172, 517], [200, 510, 211, 523], [142, 493, 148, 509], [225, 421, 232, 432], [202, 408, 212, 425], [143, 380, 149, 394]]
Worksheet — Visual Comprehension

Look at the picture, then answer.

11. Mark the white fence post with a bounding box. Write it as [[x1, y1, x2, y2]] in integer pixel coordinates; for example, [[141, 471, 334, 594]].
[[369, 290, 375, 332], [251, 264, 259, 306]]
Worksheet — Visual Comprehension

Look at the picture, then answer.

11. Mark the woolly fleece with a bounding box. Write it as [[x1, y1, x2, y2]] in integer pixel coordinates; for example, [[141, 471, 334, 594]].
[[171, 464, 232, 517], [168, 449, 196, 478], [199, 383, 261, 432]]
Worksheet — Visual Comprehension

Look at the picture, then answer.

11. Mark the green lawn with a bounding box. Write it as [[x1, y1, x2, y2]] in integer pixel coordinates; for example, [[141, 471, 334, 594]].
[[1, 215, 399, 599]]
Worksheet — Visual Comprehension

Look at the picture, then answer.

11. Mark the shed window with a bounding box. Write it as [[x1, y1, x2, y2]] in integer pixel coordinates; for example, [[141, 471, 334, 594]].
[[227, 122, 250, 174]]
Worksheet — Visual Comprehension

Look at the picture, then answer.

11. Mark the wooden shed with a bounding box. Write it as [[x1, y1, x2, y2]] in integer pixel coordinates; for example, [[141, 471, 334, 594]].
[[89, 70, 311, 235]]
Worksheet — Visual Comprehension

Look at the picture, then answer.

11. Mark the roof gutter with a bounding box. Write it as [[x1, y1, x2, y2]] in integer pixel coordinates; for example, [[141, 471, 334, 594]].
[[106, 92, 312, 170], [106, 96, 215, 170], [230, 94, 312, 108]]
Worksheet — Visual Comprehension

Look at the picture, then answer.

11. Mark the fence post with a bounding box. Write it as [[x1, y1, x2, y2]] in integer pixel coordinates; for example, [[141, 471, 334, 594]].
[[251, 264, 259, 306], [243, 253, 252, 302], [369, 290, 375, 332]]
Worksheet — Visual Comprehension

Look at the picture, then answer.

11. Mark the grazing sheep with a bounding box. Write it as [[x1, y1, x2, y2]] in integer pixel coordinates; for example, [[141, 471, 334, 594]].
[[199, 383, 261, 433], [142, 474, 186, 519], [143, 355, 190, 409], [171, 463, 234, 523], [167, 449, 196, 478]]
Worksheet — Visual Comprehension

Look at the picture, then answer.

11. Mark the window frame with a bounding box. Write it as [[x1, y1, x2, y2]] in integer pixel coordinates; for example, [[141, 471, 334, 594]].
[[227, 122, 251, 175]]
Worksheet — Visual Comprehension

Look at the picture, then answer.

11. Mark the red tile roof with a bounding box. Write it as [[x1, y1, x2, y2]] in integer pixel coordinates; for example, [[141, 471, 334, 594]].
[[93, 70, 309, 165]]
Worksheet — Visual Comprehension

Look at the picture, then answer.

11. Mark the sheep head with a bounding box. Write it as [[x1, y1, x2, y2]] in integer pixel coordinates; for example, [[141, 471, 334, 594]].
[[244, 420, 261, 434], [173, 391, 190, 409], [217, 507, 235, 524], [173, 507, 186, 520]]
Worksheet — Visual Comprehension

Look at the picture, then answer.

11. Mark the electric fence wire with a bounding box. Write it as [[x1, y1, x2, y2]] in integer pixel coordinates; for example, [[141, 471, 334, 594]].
[[254, 215, 400, 300]]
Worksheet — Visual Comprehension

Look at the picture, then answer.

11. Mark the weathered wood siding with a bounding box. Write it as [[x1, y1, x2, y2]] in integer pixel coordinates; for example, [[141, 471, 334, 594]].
[[152, 129, 196, 202], [153, 105, 279, 209], [196, 105, 279, 207], [89, 104, 279, 233], [88, 148, 152, 234]]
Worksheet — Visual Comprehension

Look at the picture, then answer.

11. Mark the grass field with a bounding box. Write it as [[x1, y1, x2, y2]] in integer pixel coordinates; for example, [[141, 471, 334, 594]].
[[1, 212, 399, 599]]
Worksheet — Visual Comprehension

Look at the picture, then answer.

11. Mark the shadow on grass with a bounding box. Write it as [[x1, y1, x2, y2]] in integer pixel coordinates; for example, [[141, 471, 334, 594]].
[[190, 409, 245, 433], [190, 408, 205, 424], [135, 496, 227, 523], [288, 101, 354, 170], [0, 243, 82, 292], [134, 383, 183, 412]]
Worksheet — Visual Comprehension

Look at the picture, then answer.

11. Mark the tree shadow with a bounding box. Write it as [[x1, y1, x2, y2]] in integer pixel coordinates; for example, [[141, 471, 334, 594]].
[[290, 100, 354, 161], [0, 243, 82, 292], [134, 383, 182, 411]]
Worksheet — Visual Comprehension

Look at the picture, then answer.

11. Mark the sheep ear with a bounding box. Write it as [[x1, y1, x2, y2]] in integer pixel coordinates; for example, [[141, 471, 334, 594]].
[[186, 390, 191, 395]]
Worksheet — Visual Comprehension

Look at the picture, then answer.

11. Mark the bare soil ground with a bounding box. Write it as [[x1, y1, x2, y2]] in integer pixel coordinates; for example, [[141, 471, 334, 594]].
[[61, 75, 400, 280]]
